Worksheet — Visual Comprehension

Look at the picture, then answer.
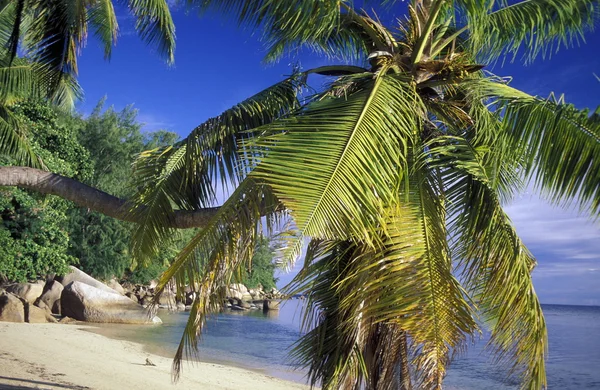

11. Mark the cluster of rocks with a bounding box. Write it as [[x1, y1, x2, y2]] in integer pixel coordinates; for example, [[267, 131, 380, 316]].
[[0, 266, 284, 325], [225, 283, 282, 312], [0, 266, 160, 325]]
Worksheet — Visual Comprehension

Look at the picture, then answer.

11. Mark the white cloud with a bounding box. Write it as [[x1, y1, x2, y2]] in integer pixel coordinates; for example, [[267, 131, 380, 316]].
[[504, 192, 600, 304]]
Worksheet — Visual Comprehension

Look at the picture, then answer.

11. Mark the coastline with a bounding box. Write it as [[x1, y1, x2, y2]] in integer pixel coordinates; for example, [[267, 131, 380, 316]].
[[0, 322, 309, 390]]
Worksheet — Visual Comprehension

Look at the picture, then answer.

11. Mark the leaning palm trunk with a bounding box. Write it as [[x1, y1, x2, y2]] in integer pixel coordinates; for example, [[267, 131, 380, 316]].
[[2, 1, 598, 389]]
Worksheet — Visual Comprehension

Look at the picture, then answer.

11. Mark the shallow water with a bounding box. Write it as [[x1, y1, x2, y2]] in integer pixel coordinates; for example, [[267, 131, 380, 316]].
[[92, 302, 600, 388]]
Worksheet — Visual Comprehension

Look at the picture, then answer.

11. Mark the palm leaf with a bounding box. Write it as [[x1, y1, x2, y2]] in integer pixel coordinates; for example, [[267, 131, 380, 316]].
[[335, 165, 476, 389], [151, 177, 282, 380], [468, 79, 600, 215], [0, 61, 37, 103], [129, 75, 302, 264], [430, 135, 547, 389], [128, 0, 176, 64], [0, 105, 41, 167], [466, 0, 599, 63], [88, 0, 119, 60], [287, 239, 371, 389], [194, 0, 362, 63], [247, 72, 423, 250]]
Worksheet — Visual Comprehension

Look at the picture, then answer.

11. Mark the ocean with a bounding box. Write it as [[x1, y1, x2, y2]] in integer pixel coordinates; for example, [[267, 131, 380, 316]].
[[92, 302, 600, 389]]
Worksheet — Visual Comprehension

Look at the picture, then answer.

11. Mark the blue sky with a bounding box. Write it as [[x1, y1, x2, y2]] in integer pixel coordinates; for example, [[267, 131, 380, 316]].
[[75, 5, 600, 305]]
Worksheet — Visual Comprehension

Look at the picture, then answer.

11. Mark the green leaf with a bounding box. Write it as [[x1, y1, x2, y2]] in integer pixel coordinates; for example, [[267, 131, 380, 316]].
[[466, 0, 599, 63], [128, 0, 176, 64], [248, 73, 423, 247]]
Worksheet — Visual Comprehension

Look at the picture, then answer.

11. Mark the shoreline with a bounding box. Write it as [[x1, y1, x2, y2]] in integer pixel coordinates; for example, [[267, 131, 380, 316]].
[[0, 321, 310, 390], [85, 322, 309, 385]]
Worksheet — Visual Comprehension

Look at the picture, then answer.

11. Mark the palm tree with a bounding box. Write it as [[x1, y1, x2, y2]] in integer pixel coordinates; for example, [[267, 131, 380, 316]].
[[0, 0, 175, 166], [126, 1, 599, 389], [1, 0, 598, 389]]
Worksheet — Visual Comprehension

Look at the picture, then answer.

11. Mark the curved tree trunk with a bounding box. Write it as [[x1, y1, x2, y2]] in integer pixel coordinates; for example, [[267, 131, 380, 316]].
[[0, 166, 218, 228]]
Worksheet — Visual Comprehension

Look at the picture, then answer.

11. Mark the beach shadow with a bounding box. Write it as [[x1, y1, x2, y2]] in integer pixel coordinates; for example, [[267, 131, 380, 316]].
[[0, 376, 90, 389]]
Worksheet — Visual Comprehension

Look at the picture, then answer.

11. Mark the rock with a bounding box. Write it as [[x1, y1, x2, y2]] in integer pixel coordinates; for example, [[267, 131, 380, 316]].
[[185, 292, 196, 306], [5, 283, 44, 304], [35, 300, 49, 311], [227, 288, 243, 300], [35, 280, 64, 315], [125, 292, 139, 304], [158, 291, 175, 306], [148, 280, 158, 289], [232, 283, 249, 294], [61, 281, 162, 324], [56, 266, 120, 295], [107, 279, 125, 295], [0, 291, 25, 322], [121, 282, 135, 294], [59, 316, 77, 324], [27, 305, 56, 323], [263, 299, 281, 311], [239, 300, 251, 309], [176, 302, 185, 311], [241, 293, 253, 302]]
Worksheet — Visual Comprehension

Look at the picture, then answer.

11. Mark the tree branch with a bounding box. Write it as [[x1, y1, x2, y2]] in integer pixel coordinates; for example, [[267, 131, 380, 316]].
[[0, 166, 218, 229]]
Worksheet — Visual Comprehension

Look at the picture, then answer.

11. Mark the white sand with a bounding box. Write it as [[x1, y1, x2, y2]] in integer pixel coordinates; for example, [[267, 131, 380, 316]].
[[0, 322, 309, 390]]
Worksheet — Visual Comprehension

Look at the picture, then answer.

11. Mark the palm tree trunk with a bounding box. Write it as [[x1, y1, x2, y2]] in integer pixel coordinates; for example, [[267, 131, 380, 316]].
[[399, 331, 413, 390], [0, 166, 219, 228]]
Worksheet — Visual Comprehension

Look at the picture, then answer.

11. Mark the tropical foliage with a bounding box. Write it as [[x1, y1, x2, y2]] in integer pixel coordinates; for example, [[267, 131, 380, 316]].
[[123, 1, 600, 389], [0, 100, 90, 282], [0, 99, 181, 283], [242, 236, 278, 290], [0, 0, 175, 169]]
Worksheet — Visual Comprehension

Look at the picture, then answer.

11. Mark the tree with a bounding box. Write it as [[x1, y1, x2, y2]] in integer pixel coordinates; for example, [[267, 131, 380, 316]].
[[242, 236, 278, 291], [1, 1, 599, 389], [0, 100, 91, 281], [0, 0, 176, 171]]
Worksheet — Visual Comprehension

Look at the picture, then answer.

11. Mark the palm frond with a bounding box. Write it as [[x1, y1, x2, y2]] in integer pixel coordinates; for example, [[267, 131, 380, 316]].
[[151, 177, 282, 380], [128, 0, 176, 64], [2, 0, 24, 62], [24, 0, 88, 77], [0, 61, 37, 103], [45, 69, 84, 110], [468, 79, 600, 216], [88, 0, 119, 60], [466, 0, 599, 63], [194, 0, 354, 63], [0, 105, 41, 167], [247, 72, 423, 247], [287, 239, 371, 390], [336, 166, 476, 389], [129, 75, 302, 264], [430, 135, 547, 389], [263, 11, 381, 64]]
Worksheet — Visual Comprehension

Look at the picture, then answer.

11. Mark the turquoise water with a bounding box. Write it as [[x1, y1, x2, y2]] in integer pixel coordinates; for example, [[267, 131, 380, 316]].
[[95, 302, 600, 388]]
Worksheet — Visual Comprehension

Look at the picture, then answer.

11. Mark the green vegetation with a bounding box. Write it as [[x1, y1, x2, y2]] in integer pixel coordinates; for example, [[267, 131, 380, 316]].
[[0, 99, 176, 283], [0, 99, 280, 287], [242, 237, 278, 291], [0, 101, 90, 282]]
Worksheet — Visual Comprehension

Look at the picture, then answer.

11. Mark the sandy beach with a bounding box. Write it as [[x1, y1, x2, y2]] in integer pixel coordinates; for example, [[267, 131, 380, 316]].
[[0, 322, 309, 390]]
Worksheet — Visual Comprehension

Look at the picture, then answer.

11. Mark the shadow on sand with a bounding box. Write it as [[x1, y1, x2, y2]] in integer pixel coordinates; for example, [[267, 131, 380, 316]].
[[0, 375, 90, 389]]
